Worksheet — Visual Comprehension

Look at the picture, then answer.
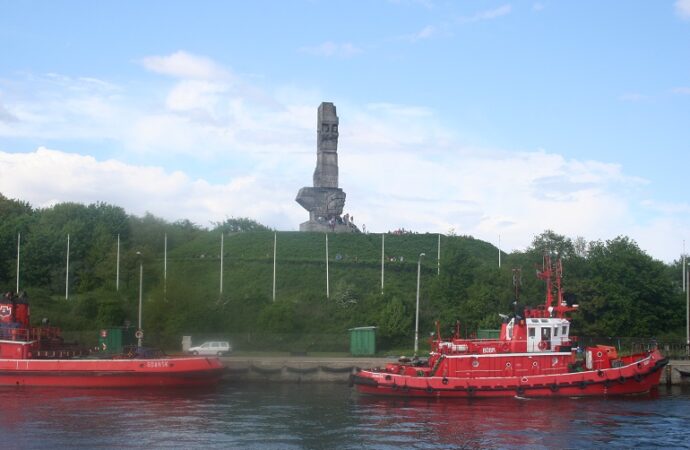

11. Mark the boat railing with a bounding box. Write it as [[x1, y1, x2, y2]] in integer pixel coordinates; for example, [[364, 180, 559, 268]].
[[0, 326, 29, 341]]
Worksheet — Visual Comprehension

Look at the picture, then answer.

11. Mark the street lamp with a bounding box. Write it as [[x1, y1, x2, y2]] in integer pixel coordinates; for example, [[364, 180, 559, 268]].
[[136, 251, 143, 348], [414, 252, 426, 358]]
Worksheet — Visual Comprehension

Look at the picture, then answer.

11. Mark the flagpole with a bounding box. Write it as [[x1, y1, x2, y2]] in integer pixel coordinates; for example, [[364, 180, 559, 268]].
[[326, 233, 330, 298], [65, 234, 70, 300], [272, 232, 277, 302], [437, 233, 441, 276], [381, 233, 385, 294], [16, 233, 20, 293], [219, 233, 224, 295], [116, 234, 120, 291], [164, 233, 168, 299]]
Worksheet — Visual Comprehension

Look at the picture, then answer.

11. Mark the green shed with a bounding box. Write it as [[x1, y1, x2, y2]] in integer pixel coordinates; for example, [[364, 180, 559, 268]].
[[98, 327, 136, 354], [349, 326, 377, 356]]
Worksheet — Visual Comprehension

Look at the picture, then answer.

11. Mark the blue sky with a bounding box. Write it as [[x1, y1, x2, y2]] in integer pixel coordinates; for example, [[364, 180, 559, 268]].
[[1, 0, 689, 262]]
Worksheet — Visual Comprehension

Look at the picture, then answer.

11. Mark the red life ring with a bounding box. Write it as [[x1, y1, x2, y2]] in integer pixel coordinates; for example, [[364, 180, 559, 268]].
[[538, 341, 547, 350], [501, 343, 509, 352]]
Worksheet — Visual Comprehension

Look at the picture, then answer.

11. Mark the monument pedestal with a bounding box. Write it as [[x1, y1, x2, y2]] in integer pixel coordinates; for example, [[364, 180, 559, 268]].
[[299, 220, 358, 233]]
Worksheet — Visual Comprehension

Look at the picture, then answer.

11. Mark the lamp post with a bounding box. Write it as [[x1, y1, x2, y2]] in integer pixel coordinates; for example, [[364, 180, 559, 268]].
[[414, 252, 426, 358], [136, 251, 143, 348]]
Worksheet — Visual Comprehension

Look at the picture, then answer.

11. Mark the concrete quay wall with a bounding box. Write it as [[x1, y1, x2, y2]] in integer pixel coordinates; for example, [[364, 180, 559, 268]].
[[219, 356, 391, 383], [219, 356, 690, 385]]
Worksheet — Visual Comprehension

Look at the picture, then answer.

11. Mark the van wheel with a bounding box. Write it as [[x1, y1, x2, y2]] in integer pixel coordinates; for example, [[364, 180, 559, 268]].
[[217, 351, 223, 356], [192, 351, 199, 355]]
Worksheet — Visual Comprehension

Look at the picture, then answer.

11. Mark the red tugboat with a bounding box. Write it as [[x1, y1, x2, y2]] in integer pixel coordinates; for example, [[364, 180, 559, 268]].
[[351, 256, 668, 398], [0, 292, 225, 387]]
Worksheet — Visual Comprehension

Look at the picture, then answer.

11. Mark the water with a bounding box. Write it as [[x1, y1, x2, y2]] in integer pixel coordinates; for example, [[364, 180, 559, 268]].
[[2, 382, 689, 449]]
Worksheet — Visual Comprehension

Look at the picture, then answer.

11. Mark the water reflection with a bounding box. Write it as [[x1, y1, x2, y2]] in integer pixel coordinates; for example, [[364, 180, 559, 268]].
[[0, 384, 689, 449]]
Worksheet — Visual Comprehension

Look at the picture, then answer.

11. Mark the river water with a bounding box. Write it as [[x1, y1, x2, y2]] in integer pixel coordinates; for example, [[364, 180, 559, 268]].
[[2, 382, 689, 449]]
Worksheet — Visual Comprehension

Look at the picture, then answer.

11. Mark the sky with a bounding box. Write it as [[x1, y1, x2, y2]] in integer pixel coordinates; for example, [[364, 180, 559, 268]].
[[0, 0, 689, 262]]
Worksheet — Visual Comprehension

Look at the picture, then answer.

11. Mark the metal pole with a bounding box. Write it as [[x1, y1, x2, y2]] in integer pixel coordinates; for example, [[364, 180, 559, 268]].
[[164, 233, 168, 299], [437, 233, 441, 276], [116, 234, 120, 291], [381, 234, 385, 294], [138, 260, 143, 347], [414, 252, 426, 358], [272, 232, 277, 302], [687, 269, 689, 357], [683, 240, 686, 292], [498, 234, 501, 268], [219, 233, 223, 295], [326, 234, 330, 299], [16, 233, 20, 293], [65, 234, 70, 300]]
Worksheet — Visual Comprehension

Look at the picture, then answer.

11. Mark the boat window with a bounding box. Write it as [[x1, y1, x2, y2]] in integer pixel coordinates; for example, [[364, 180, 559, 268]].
[[541, 327, 551, 340], [540, 319, 548, 323], [528, 327, 535, 337], [554, 327, 558, 337], [562, 325, 567, 335]]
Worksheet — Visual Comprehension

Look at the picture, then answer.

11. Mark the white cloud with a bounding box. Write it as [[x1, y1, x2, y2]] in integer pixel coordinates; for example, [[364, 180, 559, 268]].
[[140, 51, 230, 80], [619, 92, 648, 102], [398, 25, 440, 42], [458, 4, 512, 23], [676, 0, 690, 20], [0, 147, 302, 228], [299, 41, 362, 58], [672, 86, 690, 95]]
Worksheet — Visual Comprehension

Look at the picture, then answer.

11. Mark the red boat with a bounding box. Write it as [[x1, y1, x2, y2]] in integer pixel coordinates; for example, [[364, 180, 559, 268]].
[[351, 255, 669, 398], [0, 292, 225, 387]]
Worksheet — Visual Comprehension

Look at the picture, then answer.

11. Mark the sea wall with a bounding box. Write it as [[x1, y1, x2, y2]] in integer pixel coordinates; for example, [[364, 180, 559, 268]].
[[664, 360, 690, 385], [220, 356, 392, 383]]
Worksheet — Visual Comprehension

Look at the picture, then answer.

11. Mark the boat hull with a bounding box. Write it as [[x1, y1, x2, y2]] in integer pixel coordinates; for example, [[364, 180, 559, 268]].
[[0, 356, 225, 388], [352, 351, 668, 398]]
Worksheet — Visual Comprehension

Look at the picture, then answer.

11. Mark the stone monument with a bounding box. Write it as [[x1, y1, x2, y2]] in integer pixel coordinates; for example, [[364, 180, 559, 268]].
[[296, 102, 357, 232]]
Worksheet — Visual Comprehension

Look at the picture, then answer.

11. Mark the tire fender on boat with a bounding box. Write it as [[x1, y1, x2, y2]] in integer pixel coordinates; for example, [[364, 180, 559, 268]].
[[634, 374, 643, 383], [550, 384, 559, 392], [618, 376, 626, 384]]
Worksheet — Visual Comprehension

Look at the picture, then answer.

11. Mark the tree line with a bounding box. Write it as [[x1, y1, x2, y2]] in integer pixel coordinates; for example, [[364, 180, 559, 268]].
[[0, 193, 686, 351]]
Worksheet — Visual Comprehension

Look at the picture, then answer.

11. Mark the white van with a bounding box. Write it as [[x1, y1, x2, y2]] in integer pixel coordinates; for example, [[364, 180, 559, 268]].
[[188, 341, 232, 356]]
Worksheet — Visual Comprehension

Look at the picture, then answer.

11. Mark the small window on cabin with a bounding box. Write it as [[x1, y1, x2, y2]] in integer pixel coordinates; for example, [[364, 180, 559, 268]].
[[562, 326, 567, 335], [554, 327, 559, 337], [528, 327, 535, 337]]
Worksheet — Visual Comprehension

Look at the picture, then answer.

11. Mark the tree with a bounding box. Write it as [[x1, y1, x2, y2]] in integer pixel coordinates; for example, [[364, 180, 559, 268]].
[[213, 217, 272, 233], [577, 236, 676, 338]]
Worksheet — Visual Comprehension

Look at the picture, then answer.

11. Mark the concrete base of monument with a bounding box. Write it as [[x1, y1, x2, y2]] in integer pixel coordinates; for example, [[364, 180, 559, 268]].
[[299, 221, 359, 233]]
